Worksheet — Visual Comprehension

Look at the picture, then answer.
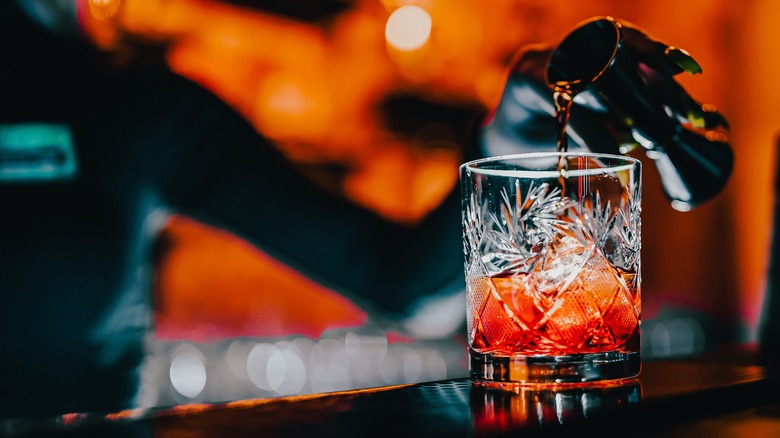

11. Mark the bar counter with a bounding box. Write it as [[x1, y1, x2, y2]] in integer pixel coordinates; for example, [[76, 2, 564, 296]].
[[5, 344, 780, 437]]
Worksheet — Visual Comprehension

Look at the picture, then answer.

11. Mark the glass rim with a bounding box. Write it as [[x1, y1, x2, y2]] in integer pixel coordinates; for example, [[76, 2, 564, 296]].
[[460, 152, 640, 178]]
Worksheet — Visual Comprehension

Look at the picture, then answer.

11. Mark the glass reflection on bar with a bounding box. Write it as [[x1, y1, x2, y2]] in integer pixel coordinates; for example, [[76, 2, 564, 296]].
[[470, 380, 642, 434]]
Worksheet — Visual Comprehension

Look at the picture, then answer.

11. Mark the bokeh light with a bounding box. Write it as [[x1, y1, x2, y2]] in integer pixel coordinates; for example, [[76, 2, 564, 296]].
[[266, 342, 306, 395], [169, 343, 207, 399], [247, 342, 276, 391], [385, 5, 432, 51]]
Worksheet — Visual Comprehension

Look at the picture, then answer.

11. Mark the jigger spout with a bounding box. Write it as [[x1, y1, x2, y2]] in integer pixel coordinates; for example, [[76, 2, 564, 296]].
[[545, 16, 733, 210]]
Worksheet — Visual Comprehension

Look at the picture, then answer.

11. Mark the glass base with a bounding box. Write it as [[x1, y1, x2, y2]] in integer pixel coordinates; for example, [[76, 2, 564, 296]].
[[470, 349, 641, 386]]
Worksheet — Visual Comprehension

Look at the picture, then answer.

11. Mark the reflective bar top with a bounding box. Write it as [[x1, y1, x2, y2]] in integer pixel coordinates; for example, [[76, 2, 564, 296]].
[[5, 345, 780, 438]]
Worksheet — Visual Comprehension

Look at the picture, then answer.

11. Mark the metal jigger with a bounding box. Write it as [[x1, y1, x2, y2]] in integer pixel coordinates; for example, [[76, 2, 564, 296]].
[[546, 16, 733, 211]]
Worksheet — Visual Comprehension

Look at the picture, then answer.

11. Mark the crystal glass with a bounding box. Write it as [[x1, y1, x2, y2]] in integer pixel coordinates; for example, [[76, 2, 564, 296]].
[[460, 152, 641, 385]]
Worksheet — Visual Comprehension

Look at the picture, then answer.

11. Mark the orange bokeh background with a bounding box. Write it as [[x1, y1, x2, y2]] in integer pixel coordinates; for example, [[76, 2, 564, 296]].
[[77, 0, 780, 344]]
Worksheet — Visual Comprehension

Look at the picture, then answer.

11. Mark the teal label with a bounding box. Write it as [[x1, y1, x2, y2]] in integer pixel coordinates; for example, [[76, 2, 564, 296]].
[[0, 123, 78, 182]]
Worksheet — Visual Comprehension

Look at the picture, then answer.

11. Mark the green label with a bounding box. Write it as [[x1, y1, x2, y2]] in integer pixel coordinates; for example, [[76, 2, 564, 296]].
[[0, 123, 78, 182]]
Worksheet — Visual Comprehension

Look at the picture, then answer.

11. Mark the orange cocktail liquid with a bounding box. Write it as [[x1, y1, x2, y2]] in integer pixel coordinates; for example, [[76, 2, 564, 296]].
[[468, 264, 640, 357]]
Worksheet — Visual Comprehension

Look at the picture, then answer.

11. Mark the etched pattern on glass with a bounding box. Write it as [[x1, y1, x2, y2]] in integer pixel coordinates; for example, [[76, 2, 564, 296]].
[[463, 180, 641, 355]]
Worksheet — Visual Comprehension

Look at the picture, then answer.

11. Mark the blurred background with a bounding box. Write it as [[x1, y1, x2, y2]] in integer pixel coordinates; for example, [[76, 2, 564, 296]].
[[5, 0, 780, 410]]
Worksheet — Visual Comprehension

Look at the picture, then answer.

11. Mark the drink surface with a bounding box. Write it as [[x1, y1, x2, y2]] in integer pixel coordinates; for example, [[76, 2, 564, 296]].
[[467, 234, 640, 356]]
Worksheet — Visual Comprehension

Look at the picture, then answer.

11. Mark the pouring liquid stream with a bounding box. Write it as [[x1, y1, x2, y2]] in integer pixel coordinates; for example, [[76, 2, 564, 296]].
[[552, 80, 581, 196]]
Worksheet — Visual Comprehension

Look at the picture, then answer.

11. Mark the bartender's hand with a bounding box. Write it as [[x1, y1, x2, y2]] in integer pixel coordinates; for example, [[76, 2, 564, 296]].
[[481, 17, 729, 158], [481, 16, 733, 209]]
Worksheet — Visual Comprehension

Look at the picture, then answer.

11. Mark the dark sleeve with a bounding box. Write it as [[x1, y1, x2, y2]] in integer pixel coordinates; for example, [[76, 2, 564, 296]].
[[163, 81, 465, 320]]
